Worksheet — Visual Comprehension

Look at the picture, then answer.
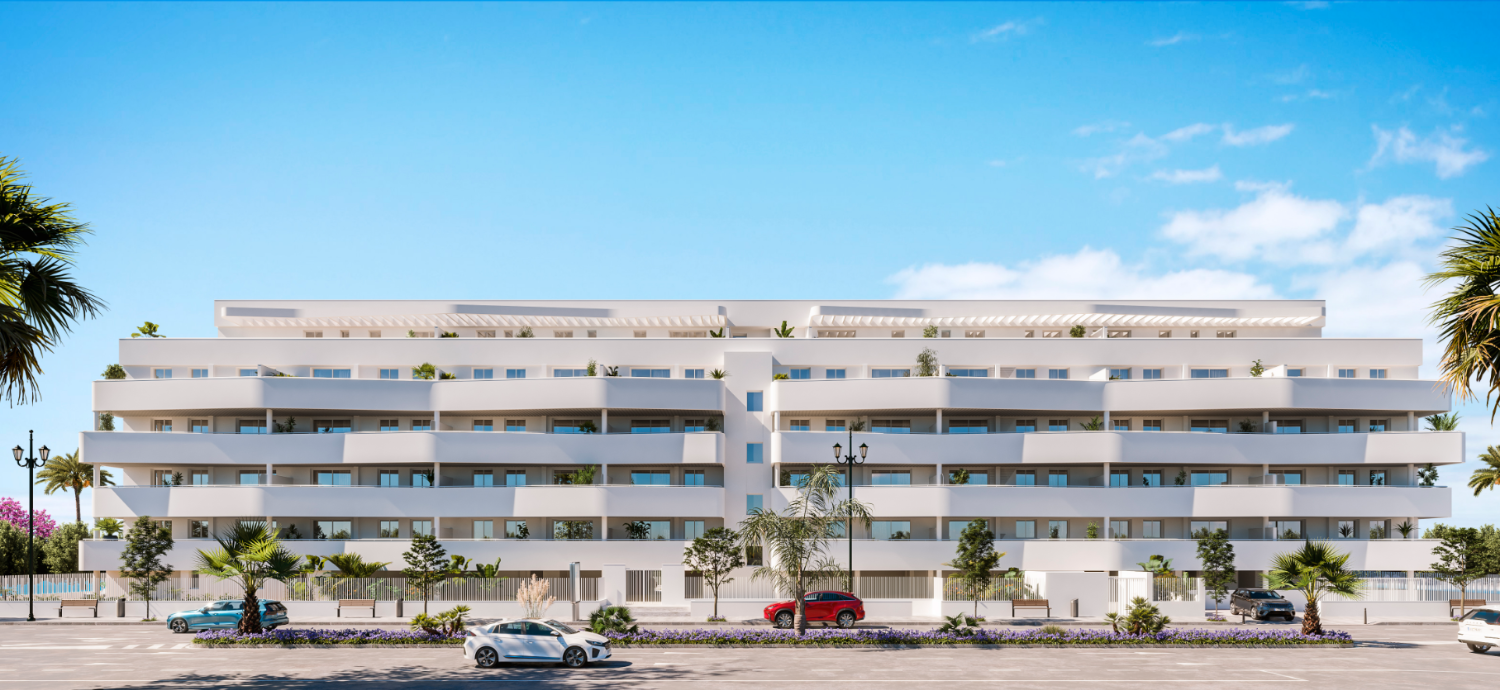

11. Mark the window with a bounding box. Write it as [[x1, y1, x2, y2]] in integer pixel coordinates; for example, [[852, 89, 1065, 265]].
[[552, 420, 587, 434], [1048, 521, 1068, 539], [789, 419, 810, 431], [1287, 368, 1304, 377], [154, 368, 172, 379], [191, 368, 208, 378], [1190, 419, 1228, 433], [1110, 520, 1130, 538], [1048, 470, 1069, 487], [1190, 369, 1228, 378], [1369, 419, 1389, 432], [1013, 471, 1036, 486], [1273, 520, 1302, 540], [1107, 330, 1131, 339], [1191, 471, 1228, 486], [473, 520, 494, 540], [238, 419, 266, 434], [1048, 369, 1069, 380], [379, 419, 400, 432], [1140, 368, 1163, 380], [670, 330, 707, 338], [1158, 330, 1172, 338], [1014, 368, 1036, 379], [948, 419, 989, 434], [1110, 470, 1131, 487], [1272, 470, 1303, 485], [312, 369, 351, 379], [191, 520, 210, 539], [554, 368, 589, 377], [872, 419, 911, 434], [1189, 521, 1227, 537], [949, 470, 987, 485], [472, 470, 494, 487], [411, 419, 432, 431], [825, 420, 846, 432], [941, 330, 952, 338], [506, 420, 527, 432], [380, 521, 401, 538], [505, 470, 527, 487], [505, 521, 528, 539], [189, 419, 209, 433], [554, 331, 573, 338], [631, 471, 670, 486], [315, 521, 352, 540], [631, 369, 670, 378], [1337, 470, 1355, 486], [1216, 330, 1236, 338], [746, 494, 763, 514], [1338, 368, 1356, 378], [380, 369, 400, 380], [788, 368, 812, 380], [872, 521, 912, 540], [948, 368, 989, 377], [891, 330, 905, 338], [1014, 419, 1037, 433], [631, 419, 670, 434], [473, 420, 494, 432], [1337, 419, 1356, 433], [1048, 419, 1069, 432], [315, 470, 352, 486], [1043, 330, 1061, 338], [411, 520, 433, 537], [152, 419, 173, 433], [1369, 470, 1387, 486], [1109, 368, 1131, 380], [305, 331, 323, 338], [684, 520, 706, 541], [1141, 470, 1162, 486], [1369, 369, 1387, 379], [1190, 330, 1199, 338], [747, 443, 764, 463], [152, 469, 175, 486], [1142, 521, 1162, 539], [746, 391, 763, 412], [412, 470, 433, 487], [683, 470, 705, 486], [314, 419, 351, 433], [684, 419, 707, 432], [634, 331, 647, 338], [872, 470, 911, 486], [826, 368, 846, 379], [191, 470, 211, 485], [871, 369, 911, 378], [239, 368, 258, 377], [380, 470, 401, 487], [965, 330, 986, 338], [506, 369, 526, 379], [1142, 419, 1162, 431], [369, 330, 382, 338], [1336, 520, 1356, 538], [474, 369, 494, 380], [477, 330, 495, 338], [1015, 520, 1037, 539], [1112, 419, 1131, 431], [684, 369, 705, 379], [1274, 419, 1303, 434]]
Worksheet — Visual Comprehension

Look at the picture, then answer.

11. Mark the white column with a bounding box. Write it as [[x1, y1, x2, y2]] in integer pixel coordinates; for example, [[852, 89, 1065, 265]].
[[936, 463, 943, 485], [266, 409, 274, 433], [773, 410, 780, 430], [1104, 516, 1112, 539], [434, 410, 441, 431], [1262, 411, 1270, 432], [601, 409, 608, 435], [935, 409, 943, 434], [1102, 410, 1110, 428], [1408, 463, 1415, 486], [1181, 364, 1189, 379], [434, 463, 442, 487], [265, 463, 272, 484], [1407, 411, 1416, 430], [1103, 462, 1111, 487], [1327, 363, 1333, 378], [602, 463, 609, 485]]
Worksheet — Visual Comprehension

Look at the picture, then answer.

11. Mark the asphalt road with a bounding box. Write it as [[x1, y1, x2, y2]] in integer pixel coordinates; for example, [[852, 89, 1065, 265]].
[[0, 624, 1494, 689]]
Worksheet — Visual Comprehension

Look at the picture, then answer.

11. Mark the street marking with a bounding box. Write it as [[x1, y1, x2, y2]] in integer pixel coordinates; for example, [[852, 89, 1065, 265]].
[[1260, 671, 1305, 681], [123, 645, 138, 649], [0, 646, 111, 650], [173, 643, 190, 649], [148, 644, 164, 649]]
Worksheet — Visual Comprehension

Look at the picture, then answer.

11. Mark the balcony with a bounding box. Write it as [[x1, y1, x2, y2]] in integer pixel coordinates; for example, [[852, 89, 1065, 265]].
[[80, 429, 723, 466], [93, 376, 725, 413], [94, 484, 725, 519], [771, 376, 1451, 414], [773, 429, 1462, 467]]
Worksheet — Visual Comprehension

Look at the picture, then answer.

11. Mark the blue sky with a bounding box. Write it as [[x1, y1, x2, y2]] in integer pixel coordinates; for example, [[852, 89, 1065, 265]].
[[2, 2, 1498, 527]]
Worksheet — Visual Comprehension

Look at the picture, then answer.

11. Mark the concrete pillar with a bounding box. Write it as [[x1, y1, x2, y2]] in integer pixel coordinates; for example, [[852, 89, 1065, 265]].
[[936, 463, 943, 485], [773, 411, 780, 430], [1104, 515, 1112, 539], [936, 409, 943, 434], [601, 409, 608, 434], [266, 409, 274, 433], [1103, 410, 1110, 428], [1104, 462, 1111, 487], [434, 410, 441, 431], [1262, 411, 1270, 432], [660, 563, 686, 606], [265, 463, 272, 484], [1408, 463, 1415, 486], [1407, 411, 1416, 430], [434, 463, 441, 487]]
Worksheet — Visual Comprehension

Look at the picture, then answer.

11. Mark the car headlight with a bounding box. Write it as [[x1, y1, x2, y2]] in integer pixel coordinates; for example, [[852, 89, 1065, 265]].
[[588, 640, 608, 647]]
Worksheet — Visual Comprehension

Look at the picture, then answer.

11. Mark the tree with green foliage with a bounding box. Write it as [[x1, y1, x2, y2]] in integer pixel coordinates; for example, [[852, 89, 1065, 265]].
[[682, 527, 744, 620], [1470, 446, 1500, 496], [0, 155, 107, 404], [915, 348, 938, 376], [35, 450, 112, 523], [195, 522, 302, 633], [1266, 542, 1364, 635], [1069, 324, 1085, 338], [1195, 529, 1236, 615], [1429, 527, 1500, 618], [411, 362, 436, 380], [120, 517, 173, 620], [43, 521, 89, 573], [325, 552, 390, 578], [0, 521, 28, 575], [1425, 412, 1460, 431], [944, 519, 1004, 618], [1250, 359, 1265, 377], [130, 321, 162, 338], [101, 364, 126, 380], [402, 533, 448, 615]]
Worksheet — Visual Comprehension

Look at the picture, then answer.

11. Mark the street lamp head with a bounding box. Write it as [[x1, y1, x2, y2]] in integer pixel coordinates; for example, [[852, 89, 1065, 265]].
[[832, 443, 842, 460], [11, 446, 20, 463], [859, 443, 868, 459], [38, 446, 49, 462]]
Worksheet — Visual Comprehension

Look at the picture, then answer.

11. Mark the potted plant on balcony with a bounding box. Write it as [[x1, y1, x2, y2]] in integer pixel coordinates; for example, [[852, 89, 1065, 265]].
[[772, 373, 789, 380], [1069, 325, 1085, 338], [709, 327, 726, 338], [705, 418, 722, 432], [96, 517, 124, 540], [950, 468, 970, 486], [578, 421, 599, 434], [1078, 416, 1103, 431], [517, 326, 534, 338], [1250, 359, 1265, 377], [625, 520, 652, 540], [412, 363, 436, 380], [439, 372, 457, 380], [98, 412, 115, 431], [774, 321, 795, 338], [1418, 464, 1439, 487], [102, 364, 126, 380], [587, 359, 598, 376], [916, 348, 938, 377], [710, 369, 728, 379], [1086, 522, 1099, 539], [923, 325, 938, 338]]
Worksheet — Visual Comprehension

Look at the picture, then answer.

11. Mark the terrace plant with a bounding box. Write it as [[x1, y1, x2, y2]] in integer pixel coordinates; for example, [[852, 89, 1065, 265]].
[[705, 418, 722, 432], [1266, 541, 1365, 635], [578, 420, 598, 434], [1069, 324, 1085, 338], [922, 325, 938, 338], [1238, 419, 1256, 433], [915, 348, 938, 377], [624, 521, 652, 540], [1086, 522, 1099, 539], [195, 521, 302, 633], [709, 327, 725, 338], [586, 359, 597, 376], [98, 412, 115, 431], [1078, 416, 1103, 431], [1103, 596, 1170, 634], [709, 369, 728, 379], [439, 331, 458, 338], [949, 468, 970, 485], [412, 363, 436, 380], [773, 321, 795, 338], [102, 364, 126, 380], [272, 416, 297, 433], [1136, 555, 1174, 576], [1396, 520, 1416, 539], [131, 321, 163, 338], [439, 372, 456, 380], [95, 517, 123, 538], [772, 373, 789, 380], [1250, 359, 1265, 377], [1418, 463, 1440, 487], [516, 326, 534, 338], [682, 527, 744, 620]]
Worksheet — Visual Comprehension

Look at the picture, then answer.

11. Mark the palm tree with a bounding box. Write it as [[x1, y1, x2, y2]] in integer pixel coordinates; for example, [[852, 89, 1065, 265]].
[[738, 464, 871, 636], [1424, 413, 1461, 431], [1427, 208, 1500, 416], [1265, 541, 1364, 636], [1469, 446, 1500, 496], [34, 449, 113, 523], [326, 552, 390, 578], [0, 156, 107, 404], [195, 522, 303, 633]]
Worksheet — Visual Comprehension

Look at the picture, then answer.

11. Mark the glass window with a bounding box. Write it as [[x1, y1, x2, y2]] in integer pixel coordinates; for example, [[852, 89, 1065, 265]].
[[1369, 419, 1389, 432], [154, 368, 172, 379], [1142, 419, 1162, 431], [1142, 520, 1162, 539], [506, 369, 526, 379], [1014, 368, 1036, 379], [190, 419, 209, 433], [1014, 419, 1036, 433], [1274, 520, 1302, 539], [554, 368, 589, 377], [238, 419, 266, 434], [871, 369, 910, 378], [473, 520, 494, 539], [1338, 470, 1355, 486], [472, 420, 494, 432], [1336, 520, 1357, 538], [1274, 419, 1303, 434], [1110, 471, 1131, 487], [379, 521, 400, 538], [239, 369, 258, 377], [1048, 521, 1068, 539], [191, 470, 211, 486], [1110, 520, 1130, 539], [411, 419, 432, 431], [684, 419, 706, 432], [505, 470, 527, 487], [1190, 369, 1229, 378], [632, 471, 670, 486], [1048, 419, 1069, 432], [312, 369, 351, 379], [1273, 471, 1303, 485], [191, 369, 208, 378], [191, 520, 210, 538], [1338, 419, 1356, 433], [411, 520, 433, 537], [684, 520, 706, 541], [947, 419, 989, 434], [949, 470, 987, 485], [314, 419, 351, 433], [683, 470, 705, 487], [825, 420, 846, 432], [1338, 368, 1356, 378], [630, 419, 670, 434], [1190, 419, 1228, 433], [949, 368, 989, 377], [380, 470, 401, 487], [506, 420, 527, 432], [630, 369, 671, 378], [1112, 419, 1131, 431], [1048, 369, 1069, 380], [505, 520, 528, 539], [1191, 471, 1228, 486], [789, 368, 812, 380], [872, 521, 912, 540], [1189, 521, 1227, 537], [315, 521, 352, 540], [379, 369, 400, 380], [472, 470, 494, 487], [1142, 369, 1163, 380], [1048, 470, 1068, 487], [1015, 520, 1036, 539], [1369, 369, 1387, 379], [474, 369, 494, 380], [746, 443, 764, 464], [746, 494, 764, 514], [872, 419, 911, 434], [412, 471, 433, 488], [872, 470, 911, 486], [315, 471, 351, 486], [378, 419, 399, 432], [746, 392, 763, 412], [789, 419, 810, 431], [152, 419, 172, 433], [1141, 470, 1162, 486], [1369, 470, 1387, 486], [1287, 368, 1303, 377], [684, 369, 705, 379], [826, 369, 846, 379], [1014, 471, 1035, 486], [1109, 368, 1131, 380]]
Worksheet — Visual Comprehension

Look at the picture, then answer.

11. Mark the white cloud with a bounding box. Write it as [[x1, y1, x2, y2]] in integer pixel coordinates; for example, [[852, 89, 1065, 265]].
[[1161, 188, 1346, 262], [1234, 179, 1290, 193], [1271, 64, 1311, 85], [1148, 32, 1197, 47], [1149, 165, 1223, 184], [972, 18, 1044, 42], [1073, 120, 1130, 137], [1344, 196, 1453, 256], [1222, 123, 1295, 146], [1082, 133, 1168, 179], [885, 248, 1278, 300], [1368, 125, 1489, 179], [1161, 123, 1217, 143]]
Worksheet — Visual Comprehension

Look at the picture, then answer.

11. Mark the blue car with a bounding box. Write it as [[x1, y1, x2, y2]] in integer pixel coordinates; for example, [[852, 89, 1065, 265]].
[[167, 599, 289, 633]]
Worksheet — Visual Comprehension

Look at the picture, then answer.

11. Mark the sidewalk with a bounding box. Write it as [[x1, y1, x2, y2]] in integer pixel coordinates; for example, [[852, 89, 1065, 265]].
[[0, 614, 1457, 627]]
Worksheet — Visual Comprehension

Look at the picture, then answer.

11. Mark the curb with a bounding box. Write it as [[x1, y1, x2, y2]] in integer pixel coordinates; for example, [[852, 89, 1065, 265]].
[[612, 642, 1356, 649], [194, 643, 464, 649]]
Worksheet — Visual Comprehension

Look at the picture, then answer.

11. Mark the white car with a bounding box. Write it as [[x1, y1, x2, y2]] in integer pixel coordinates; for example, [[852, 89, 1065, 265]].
[[1458, 605, 1499, 654], [463, 618, 612, 668]]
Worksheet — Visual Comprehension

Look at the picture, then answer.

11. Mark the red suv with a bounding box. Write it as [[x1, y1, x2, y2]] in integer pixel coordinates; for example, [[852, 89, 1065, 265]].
[[764, 591, 865, 628]]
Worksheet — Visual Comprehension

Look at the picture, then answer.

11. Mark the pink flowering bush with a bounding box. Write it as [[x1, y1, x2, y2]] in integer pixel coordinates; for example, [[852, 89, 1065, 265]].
[[0, 497, 56, 538]]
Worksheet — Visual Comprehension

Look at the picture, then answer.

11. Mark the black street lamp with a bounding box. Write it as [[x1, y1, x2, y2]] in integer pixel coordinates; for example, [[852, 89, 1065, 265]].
[[13, 430, 50, 622], [832, 431, 867, 593]]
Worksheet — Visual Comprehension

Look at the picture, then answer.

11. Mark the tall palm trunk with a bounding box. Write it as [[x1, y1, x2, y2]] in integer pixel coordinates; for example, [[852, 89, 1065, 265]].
[[240, 582, 262, 633], [794, 570, 807, 635], [1301, 598, 1321, 636], [72, 486, 82, 524]]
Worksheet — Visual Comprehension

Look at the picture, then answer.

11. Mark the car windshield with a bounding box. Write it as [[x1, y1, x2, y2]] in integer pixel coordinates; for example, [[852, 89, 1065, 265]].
[[543, 620, 579, 634], [1244, 591, 1282, 599]]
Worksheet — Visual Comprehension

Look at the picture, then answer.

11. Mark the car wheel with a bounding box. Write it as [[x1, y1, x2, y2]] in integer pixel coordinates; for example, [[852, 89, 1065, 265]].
[[563, 647, 588, 668], [170, 619, 188, 634], [774, 611, 794, 629], [1468, 643, 1493, 654], [475, 646, 500, 668], [836, 611, 856, 629]]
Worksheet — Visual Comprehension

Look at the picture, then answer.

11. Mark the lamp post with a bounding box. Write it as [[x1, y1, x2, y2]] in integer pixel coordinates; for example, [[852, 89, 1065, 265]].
[[13, 430, 50, 622], [832, 430, 867, 593]]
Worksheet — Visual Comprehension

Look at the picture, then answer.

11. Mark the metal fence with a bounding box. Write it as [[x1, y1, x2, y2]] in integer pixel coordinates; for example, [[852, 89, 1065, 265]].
[[1152, 577, 1201, 602], [0, 575, 597, 602], [684, 575, 779, 600], [627, 570, 661, 603], [941, 577, 1038, 602], [0, 575, 102, 600], [1323, 577, 1500, 603], [1108, 576, 1150, 614]]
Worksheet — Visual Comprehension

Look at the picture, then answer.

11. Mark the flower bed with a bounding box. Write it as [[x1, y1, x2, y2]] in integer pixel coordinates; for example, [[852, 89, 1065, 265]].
[[193, 628, 465, 646], [606, 627, 1352, 647]]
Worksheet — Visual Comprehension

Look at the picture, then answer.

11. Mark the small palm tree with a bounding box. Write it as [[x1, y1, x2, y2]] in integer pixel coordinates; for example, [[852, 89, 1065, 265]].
[[1469, 446, 1500, 496], [1265, 542, 1364, 636], [1426, 208, 1500, 417], [1424, 413, 1460, 431], [195, 522, 303, 633], [35, 449, 113, 523], [325, 553, 390, 578]]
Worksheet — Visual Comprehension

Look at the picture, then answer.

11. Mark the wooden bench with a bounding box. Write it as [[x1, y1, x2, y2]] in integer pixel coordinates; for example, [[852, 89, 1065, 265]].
[[1011, 599, 1051, 618], [58, 599, 99, 618], [1450, 599, 1487, 617], [337, 599, 376, 618]]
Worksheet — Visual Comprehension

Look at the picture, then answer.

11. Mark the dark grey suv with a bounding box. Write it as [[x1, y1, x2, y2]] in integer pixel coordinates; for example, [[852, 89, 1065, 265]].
[[1230, 588, 1296, 621]]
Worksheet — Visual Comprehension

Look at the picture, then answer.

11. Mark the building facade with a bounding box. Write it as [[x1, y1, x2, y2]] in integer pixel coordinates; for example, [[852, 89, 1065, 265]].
[[81, 299, 1459, 588]]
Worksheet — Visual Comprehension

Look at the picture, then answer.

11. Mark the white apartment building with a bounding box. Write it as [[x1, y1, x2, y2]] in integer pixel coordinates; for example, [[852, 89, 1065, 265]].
[[81, 299, 1460, 590]]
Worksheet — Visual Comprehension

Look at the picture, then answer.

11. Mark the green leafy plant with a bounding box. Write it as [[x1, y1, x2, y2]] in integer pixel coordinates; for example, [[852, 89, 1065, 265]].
[[1430, 527, 1500, 619], [1175, 469, 1187, 486], [401, 533, 448, 615], [943, 519, 1003, 618], [131, 321, 164, 338], [1472, 446, 1500, 495], [43, 521, 90, 574], [1238, 419, 1256, 433], [949, 468, 970, 486], [121, 516, 174, 621], [1086, 522, 1099, 539], [773, 321, 795, 338], [586, 359, 598, 377], [1369, 525, 1387, 539], [1195, 529, 1235, 615], [1049, 525, 1060, 539], [169, 471, 184, 486], [1137, 555, 1175, 576], [36, 449, 113, 523], [1396, 520, 1415, 539], [578, 420, 599, 434], [1078, 416, 1103, 431], [195, 521, 302, 632], [1103, 596, 1171, 634], [705, 418, 722, 432], [553, 520, 593, 540], [95, 517, 124, 538], [916, 348, 939, 377], [937, 612, 981, 636], [589, 605, 640, 634], [709, 327, 725, 338], [604, 366, 619, 377], [412, 605, 471, 635], [407, 330, 417, 338], [1069, 324, 1085, 338], [439, 331, 458, 338], [1425, 413, 1460, 431], [468, 557, 505, 578], [517, 326, 534, 338], [102, 364, 126, 380], [682, 527, 744, 620], [439, 372, 456, 380], [326, 553, 390, 578], [1266, 541, 1365, 635], [710, 369, 728, 379], [850, 420, 866, 432], [922, 325, 938, 338], [625, 520, 652, 540], [1338, 523, 1354, 538], [772, 373, 790, 380], [273, 416, 297, 433], [98, 412, 115, 431], [1418, 463, 1439, 487], [1250, 359, 1265, 377], [412, 363, 436, 380]]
